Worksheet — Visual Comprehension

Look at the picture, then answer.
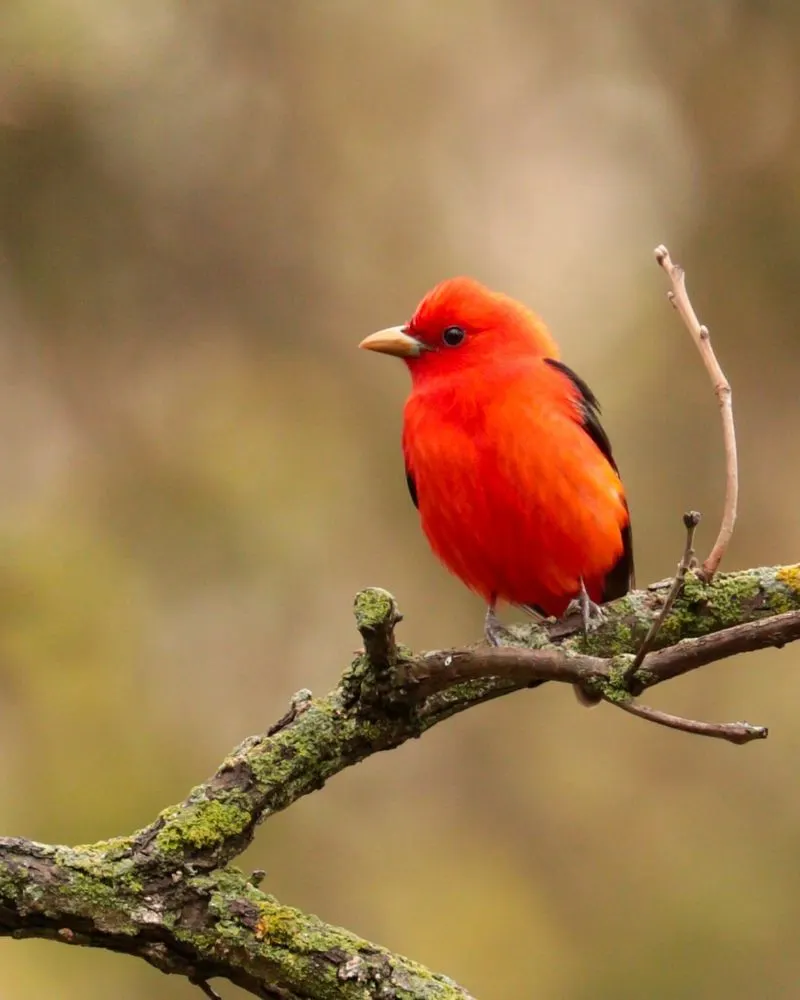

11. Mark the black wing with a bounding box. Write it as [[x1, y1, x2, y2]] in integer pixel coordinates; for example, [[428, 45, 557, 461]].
[[544, 359, 617, 471], [406, 468, 419, 509], [603, 517, 634, 602], [544, 358, 634, 600]]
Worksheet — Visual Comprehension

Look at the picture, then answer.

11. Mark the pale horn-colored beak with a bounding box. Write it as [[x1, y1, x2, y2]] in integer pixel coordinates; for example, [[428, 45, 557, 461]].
[[358, 326, 425, 358]]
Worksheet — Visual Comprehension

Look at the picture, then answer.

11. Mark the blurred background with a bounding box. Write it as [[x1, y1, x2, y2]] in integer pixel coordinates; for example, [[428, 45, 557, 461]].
[[1, 1, 799, 997]]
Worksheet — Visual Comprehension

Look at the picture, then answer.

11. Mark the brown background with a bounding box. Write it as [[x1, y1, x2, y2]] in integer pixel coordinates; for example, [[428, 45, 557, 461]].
[[1, 3, 799, 998]]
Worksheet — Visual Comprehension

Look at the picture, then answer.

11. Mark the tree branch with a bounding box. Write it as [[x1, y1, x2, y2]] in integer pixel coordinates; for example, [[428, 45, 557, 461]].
[[2, 565, 800, 997], [0, 837, 475, 999], [607, 700, 767, 744]]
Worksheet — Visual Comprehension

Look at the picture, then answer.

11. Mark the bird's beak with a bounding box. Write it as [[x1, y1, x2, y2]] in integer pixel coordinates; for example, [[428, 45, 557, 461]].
[[359, 326, 425, 358]]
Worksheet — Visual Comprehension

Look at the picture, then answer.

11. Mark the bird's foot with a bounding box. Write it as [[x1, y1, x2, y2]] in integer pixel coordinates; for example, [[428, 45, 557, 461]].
[[564, 579, 605, 636], [562, 581, 605, 706], [484, 604, 513, 647]]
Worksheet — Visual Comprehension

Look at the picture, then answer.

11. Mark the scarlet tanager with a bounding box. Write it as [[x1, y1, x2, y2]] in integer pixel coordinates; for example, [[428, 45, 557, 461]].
[[359, 277, 634, 650]]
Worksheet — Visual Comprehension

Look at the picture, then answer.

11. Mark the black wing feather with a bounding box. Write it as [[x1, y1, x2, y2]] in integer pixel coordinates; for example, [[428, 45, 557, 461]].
[[544, 358, 635, 599], [544, 359, 617, 471], [406, 468, 419, 509]]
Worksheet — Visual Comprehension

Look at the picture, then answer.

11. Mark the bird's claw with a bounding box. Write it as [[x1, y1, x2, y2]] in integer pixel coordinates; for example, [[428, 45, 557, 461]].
[[564, 580, 605, 636], [484, 604, 512, 647]]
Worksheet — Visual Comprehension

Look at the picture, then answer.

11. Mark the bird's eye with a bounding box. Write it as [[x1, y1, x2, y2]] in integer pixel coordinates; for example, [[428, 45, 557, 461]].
[[442, 326, 466, 347]]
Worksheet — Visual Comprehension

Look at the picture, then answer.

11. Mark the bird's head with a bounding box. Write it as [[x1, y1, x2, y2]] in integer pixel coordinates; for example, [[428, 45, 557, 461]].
[[359, 277, 559, 382]]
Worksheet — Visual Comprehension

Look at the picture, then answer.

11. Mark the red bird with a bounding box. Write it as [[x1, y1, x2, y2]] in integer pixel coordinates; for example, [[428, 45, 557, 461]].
[[359, 277, 633, 647]]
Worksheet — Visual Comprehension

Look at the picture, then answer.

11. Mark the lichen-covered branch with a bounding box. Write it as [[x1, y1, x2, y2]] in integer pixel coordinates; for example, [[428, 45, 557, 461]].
[[2, 564, 800, 998], [0, 839, 474, 999], [413, 566, 800, 704]]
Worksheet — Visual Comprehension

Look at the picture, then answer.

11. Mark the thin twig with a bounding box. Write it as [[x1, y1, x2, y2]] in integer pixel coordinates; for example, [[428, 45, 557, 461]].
[[654, 245, 738, 581], [606, 697, 767, 745], [194, 981, 223, 1000], [624, 511, 701, 684]]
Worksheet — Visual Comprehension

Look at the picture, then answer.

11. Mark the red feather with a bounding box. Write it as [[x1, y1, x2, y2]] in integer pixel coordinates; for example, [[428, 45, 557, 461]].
[[374, 277, 632, 618]]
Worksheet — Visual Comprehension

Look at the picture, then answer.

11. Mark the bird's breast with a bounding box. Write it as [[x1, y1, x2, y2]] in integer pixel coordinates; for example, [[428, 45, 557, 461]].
[[402, 373, 627, 612]]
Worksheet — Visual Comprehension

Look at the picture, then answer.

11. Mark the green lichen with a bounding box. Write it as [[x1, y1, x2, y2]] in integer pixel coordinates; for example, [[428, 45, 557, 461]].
[[155, 798, 252, 856], [593, 656, 636, 703], [1, 847, 145, 935], [54, 875, 136, 932], [505, 623, 550, 649], [72, 835, 132, 859], [508, 568, 794, 661], [353, 587, 396, 631], [348, 650, 368, 669], [173, 868, 462, 998], [642, 569, 764, 647], [576, 620, 635, 659], [675, 570, 762, 633], [679, 571, 707, 605], [706, 571, 761, 625], [0, 865, 22, 899], [243, 694, 381, 817], [254, 901, 312, 948], [766, 590, 794, 615]]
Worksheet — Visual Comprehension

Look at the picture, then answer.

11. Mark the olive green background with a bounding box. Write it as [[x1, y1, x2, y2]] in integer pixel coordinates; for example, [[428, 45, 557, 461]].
[[1, 3, 799, 998]]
